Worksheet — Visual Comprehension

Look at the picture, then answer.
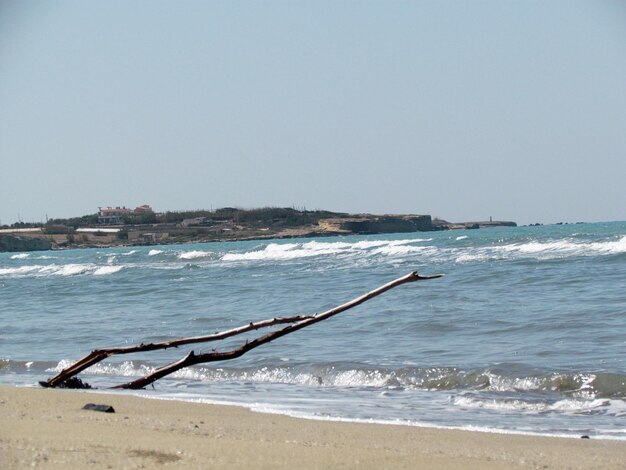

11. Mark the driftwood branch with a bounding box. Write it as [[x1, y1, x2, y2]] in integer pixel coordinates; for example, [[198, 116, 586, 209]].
[[42, 315, 313, 387], [42, 271, 443, 389]]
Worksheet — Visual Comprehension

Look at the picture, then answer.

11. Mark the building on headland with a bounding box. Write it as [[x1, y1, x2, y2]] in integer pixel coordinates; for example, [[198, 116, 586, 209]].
[[97, 207, 132, 225], [134, 204, 153, 213], [98, 205, 153, 225]]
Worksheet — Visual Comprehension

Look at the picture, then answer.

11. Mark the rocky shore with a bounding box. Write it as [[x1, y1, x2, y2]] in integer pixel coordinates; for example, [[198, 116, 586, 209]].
[[0, 233, 53, 252]]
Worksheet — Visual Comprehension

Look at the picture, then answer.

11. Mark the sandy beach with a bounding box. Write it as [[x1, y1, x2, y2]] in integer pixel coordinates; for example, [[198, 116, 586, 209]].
[[0, 386, 624, 469]]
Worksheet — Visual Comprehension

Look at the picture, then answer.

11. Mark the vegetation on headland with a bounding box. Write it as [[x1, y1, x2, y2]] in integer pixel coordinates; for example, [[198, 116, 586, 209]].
[[5, 207, 343, 229], [0, 206, 516, 251]]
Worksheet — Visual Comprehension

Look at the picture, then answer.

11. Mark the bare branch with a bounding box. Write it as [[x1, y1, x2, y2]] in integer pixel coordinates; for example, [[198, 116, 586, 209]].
[[42, 315, 313, 387], [42, 271, 443, 389], [115, 271, 443, 389]]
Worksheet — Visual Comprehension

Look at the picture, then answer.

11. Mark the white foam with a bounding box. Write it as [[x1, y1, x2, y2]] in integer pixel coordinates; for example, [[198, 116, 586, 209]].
[[550, 398, 610, 411], [452, 395, 610, 413], [372, 245, 428, 256], [453, 396, 545, 412], [179, 250, 214, 260], [456, 235, 468, 241], [10, 253, 31, 259], [222, 239, 434, 262], [303, 241, 353, 250], [48, 359, 74, 372], [222, 243, 338, 261], [455, 254, 488, 263], [47, 360, 155, 378], [589, 235, 626, 254], [53, 264, 94, 276], [333, 369, 388, 387], [148, 249, 164, 256], [88, 361, 154, 377], [485, 373, 544, 392], [0, 265, 41, 276], [496, 236, 626, 258], [0, 263, 99, 277], [447, 235, 626, 264], [93, 265, 123, 276], [352, 239, 429, 249], [352, 240, 397, 249]]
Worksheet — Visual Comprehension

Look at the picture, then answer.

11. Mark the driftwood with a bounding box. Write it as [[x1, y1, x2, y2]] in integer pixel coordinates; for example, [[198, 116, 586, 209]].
[[41, 271, 443, 389], [41, 315, 313, 388]]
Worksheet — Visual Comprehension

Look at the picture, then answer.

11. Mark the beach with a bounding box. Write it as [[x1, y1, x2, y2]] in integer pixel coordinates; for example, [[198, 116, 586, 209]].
[[1, 386, 624, 469], [2, 225, 626, 466]]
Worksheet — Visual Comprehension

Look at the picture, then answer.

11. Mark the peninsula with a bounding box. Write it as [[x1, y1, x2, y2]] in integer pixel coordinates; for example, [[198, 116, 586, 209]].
[[0, 206, 516, 252]]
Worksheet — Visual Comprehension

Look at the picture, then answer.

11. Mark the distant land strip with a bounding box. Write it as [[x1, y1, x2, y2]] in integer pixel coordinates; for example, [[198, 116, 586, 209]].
[[0, 207, 516, 252]]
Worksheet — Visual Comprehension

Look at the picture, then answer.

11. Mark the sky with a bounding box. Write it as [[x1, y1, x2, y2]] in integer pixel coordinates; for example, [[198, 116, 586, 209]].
[[1, 1, 625, 226]]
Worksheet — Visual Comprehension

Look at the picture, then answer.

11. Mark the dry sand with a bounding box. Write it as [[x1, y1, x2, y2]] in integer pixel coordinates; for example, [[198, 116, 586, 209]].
[[1, 386, 624, 469]]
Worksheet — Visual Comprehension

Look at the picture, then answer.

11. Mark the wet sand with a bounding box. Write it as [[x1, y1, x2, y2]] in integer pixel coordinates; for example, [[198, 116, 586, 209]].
[[1, 386, 624, 469]]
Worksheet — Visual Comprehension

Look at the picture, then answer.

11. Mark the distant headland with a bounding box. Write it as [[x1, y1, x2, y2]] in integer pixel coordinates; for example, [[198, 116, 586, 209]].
[[0, 206, 516, 252]]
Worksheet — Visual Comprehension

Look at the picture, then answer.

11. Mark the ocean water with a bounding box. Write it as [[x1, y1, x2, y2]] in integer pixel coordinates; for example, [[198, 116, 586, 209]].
[[1, 222, 625, 439]]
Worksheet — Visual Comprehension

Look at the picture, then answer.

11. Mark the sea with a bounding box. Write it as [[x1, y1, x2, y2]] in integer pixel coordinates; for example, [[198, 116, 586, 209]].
[[1, 222, 625, 440]]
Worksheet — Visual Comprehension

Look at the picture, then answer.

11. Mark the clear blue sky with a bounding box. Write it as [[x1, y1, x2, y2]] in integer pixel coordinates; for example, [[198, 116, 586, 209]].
[[1, 1, 625, 226]]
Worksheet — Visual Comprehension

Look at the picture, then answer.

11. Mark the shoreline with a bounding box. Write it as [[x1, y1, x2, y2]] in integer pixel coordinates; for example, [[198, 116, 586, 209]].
[[0, 224, 512, 252], [0, 210, 518, 252], [1, 386, 624, 469]]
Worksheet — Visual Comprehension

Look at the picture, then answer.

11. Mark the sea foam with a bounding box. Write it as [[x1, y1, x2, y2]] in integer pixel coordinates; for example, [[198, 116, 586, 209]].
[[93, 265, 124, 276], [178, 250, 215, 260]]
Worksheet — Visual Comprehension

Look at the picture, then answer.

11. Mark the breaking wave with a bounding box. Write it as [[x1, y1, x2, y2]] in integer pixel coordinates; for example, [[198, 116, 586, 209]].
[[93, 265, 124, 276], [178, 250, 216, 260], [0, 263, 124, 277], [219, 235, 626, 265], [501, 236, 626, 257], [451, 396, 611, 414], [43, 360, 626, 400], [2, 233, 624, 277], [222, 239, 432, 262], [454, 235, 626, 263]]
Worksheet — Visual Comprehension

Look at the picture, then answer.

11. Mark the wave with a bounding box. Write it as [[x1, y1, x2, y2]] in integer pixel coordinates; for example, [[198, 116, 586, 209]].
[[10, 253, 31, 259], [0, 263, 124, 277], [502, 236, 626, 257], [223, 242, 338, 261], [222, 239, 433, 262], [451, 395, 611, 414], [178, 250, 216, 260], [0, 265, 42, 276], [40, 360, 626, 399], [93, 265, 124, 276], [454, 235, 626, 264], [371, 245, 430, 256], [2, 233, 624, 278], [219, 235, 626, 265], [455, 254, 489, 263]]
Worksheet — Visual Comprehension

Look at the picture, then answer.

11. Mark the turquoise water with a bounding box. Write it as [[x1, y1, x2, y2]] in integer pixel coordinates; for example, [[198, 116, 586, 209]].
[[1, 222, 625, 439]]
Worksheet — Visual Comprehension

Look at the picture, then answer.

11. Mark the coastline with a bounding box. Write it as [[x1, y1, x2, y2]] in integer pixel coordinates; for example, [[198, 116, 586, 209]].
[[0, 209, 517, 252], [1, 386, 624, 469]]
